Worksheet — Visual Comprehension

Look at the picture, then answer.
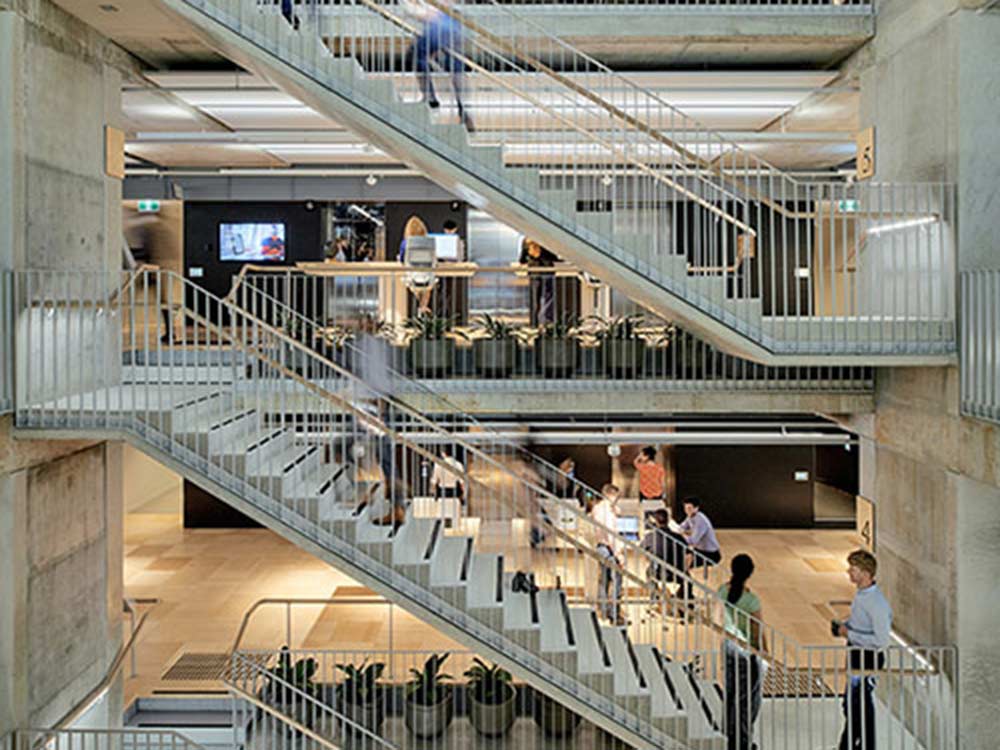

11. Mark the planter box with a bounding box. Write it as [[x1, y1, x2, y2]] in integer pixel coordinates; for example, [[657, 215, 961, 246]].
[[404, 693, 455, 738], [602, 339, 644, 378], [468, 686, 516, 737], [474, 339, 516, 378], [536, 339, 577, 377], [408, 340, 453, 378]]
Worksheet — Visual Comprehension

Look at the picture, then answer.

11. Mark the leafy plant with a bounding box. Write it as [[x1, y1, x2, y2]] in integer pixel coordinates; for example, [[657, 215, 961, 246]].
[[319, 320, 355, 349], [268, 646, 320, 700], [536, 313, 582, 341], [463, 658, 513, 705], [336, 659, 385, 705], [403, 313, 469, 342], [407, 653, 453, 706], [594, 314, 645, 341], [472, 313, 517, 341]]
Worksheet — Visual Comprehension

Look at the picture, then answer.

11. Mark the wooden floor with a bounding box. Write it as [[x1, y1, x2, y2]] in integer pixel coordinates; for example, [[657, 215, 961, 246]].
[[123, 510, 859, 706]]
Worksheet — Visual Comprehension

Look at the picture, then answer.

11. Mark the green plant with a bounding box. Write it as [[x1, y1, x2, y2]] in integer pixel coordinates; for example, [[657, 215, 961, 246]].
[[268, 646, 320, 699], [407, 653, 453, 706], [319, 320, 355, 348], [463, 658, 513, 705], [336, 660, 385, 705], [472, 313, 516, 341], [403, 313, 468, 342], [594, 314, 645, 341], [536, 313, 581, 341]]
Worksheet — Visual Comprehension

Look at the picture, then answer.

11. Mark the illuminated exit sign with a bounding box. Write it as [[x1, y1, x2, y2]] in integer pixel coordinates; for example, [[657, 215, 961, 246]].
[[137, 200, 160, 213], [837, 199, 860, 213]]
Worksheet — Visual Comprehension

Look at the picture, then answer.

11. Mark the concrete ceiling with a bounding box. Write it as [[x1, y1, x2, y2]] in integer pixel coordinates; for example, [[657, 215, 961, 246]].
[[123, 70, 857, 171]]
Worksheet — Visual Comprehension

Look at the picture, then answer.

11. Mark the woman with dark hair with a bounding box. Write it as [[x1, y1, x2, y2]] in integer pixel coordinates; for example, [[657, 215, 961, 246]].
[[718, 554, 767, 750]]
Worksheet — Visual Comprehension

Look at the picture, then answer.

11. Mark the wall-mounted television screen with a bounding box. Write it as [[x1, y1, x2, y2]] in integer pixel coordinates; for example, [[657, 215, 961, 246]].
[[219, 222, 286, 262]]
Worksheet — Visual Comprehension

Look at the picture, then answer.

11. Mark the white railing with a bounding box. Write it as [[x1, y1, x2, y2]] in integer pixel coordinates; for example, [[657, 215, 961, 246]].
[[960, 269, 1000, 425], [234, 646, 957, 750], [1, 270, 12, 414], [234, 266, 875, 390], [12, 730, 207, 750], [175, 0, 953, 358], [10, 269, 956, 749]]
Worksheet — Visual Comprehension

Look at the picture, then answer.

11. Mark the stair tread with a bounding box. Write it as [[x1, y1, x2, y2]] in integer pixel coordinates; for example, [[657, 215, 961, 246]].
[[536, 590, 575, 653], [600, 626, 649, 697], [466, 553, 503, 609], [633, 645, 684, 719], [661, 660, 725, 739], [429, 535, 473, 587], [246, 444, 320, 477], [393, 516, 441, 565]]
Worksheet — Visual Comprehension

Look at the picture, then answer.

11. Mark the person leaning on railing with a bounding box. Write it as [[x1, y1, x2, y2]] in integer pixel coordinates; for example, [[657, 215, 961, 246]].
[[718, 554, 768, 750], [590, 483, 626, 627], [833, 549, 892, 750]]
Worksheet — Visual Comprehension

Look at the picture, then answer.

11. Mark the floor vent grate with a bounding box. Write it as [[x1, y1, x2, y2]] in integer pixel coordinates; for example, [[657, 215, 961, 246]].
[[162, 653, 230, 681]]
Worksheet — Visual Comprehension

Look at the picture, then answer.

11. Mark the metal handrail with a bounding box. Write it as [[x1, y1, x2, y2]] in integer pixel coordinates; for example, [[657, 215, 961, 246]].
[[230, 597, 394, 654], [47, 603, 155, 731]]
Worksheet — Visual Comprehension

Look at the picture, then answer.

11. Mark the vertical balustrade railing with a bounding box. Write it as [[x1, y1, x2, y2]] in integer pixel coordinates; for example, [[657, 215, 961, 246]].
[[960, 269, 1000, 424], [235, 267, 874, 388], [234, 644, 956, 750], [14, 730, 208, 750]]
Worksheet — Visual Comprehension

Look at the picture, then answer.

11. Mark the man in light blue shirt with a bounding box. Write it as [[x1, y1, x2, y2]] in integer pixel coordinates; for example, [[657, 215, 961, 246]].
[[834, 549, 893, 750], [677, 497, 721, 601]]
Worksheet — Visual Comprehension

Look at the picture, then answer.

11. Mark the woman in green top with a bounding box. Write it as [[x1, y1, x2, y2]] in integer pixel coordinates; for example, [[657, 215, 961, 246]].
[[718, 554, 768, 750]]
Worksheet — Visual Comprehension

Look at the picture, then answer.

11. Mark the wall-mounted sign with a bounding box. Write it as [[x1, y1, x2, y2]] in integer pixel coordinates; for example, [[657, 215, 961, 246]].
[[794, 470, 810, 482], [856, 127, 875, 181], [104, 125, 125, 180], [137, 200, 160, 213], [837, 199, 860, 213], [189, 267, 204, 278]]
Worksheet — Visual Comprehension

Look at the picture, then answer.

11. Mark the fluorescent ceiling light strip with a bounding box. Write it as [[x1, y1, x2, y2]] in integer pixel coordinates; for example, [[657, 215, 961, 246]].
[[866, 216, 938, 235]]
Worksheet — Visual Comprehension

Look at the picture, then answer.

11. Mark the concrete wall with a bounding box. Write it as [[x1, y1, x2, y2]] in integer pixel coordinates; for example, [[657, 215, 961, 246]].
[[850, 5, 1000, 746], [0, 417, 124, 733], [123, 443, 180, 514], [0, 0, 135, 736]]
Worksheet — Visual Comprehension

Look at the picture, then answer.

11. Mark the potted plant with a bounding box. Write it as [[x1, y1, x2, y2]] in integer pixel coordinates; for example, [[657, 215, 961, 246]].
[[596, 313, 645, 378], [404, 313, 466, 377], [472, 314, 518, 378], [535, 314, 580, 377], [335, 659, 386, 735], [404, 653, 454, 738], [263, 647, 321, 733], [531, 691, 581, 737], [463, 658, 516, 737]]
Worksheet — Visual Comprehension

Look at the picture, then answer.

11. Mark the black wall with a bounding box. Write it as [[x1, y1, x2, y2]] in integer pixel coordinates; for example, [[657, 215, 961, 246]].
[[815, 444, 859, 495], [386, 202, 467, 261], [183, 480, 262, 528], [674, 445, 815, 528], [184, 201, 324, 300]]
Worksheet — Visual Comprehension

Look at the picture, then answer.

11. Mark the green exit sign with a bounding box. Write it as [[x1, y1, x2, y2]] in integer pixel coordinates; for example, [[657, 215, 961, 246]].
[[837, 199, 860, 213], [137, 200, 160, 213]]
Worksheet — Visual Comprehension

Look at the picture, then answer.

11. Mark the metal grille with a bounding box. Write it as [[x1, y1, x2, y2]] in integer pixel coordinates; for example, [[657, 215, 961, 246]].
[[162, 653, 230, 681]]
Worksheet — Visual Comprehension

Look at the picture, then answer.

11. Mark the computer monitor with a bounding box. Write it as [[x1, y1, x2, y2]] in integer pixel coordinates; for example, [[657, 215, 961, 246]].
[[429, 233, 460, 261], [617, 516, 640, 542]]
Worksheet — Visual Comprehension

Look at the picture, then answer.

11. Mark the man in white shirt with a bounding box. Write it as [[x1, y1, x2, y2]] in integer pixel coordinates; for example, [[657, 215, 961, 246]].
[[834, 549, 893, 750], [430, 449, 465, 505], [590, 483, 625, 626]]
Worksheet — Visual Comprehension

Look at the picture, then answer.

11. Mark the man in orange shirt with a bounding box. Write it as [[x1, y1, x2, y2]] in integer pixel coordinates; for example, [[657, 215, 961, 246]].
[[633, 446, 666, 501]]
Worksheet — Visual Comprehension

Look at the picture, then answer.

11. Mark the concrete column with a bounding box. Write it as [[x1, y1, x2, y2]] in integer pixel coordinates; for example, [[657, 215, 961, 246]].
[[848, 4, 1000, 746], [0, 0, 136, 735]]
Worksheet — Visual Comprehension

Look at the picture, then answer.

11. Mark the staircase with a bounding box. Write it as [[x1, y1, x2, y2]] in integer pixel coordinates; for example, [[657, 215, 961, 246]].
[[9, 269, 958, 750], [160, 0, 955, 364]]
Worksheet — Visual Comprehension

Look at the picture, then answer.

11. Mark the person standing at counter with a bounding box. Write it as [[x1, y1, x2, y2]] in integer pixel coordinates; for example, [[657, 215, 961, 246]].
[[519, 238, 559, 326]]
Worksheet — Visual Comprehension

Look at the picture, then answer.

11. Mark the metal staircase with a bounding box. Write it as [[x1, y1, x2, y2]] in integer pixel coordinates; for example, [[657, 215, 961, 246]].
[[10, 269, 957, 750], [160, 0, 956, 364]]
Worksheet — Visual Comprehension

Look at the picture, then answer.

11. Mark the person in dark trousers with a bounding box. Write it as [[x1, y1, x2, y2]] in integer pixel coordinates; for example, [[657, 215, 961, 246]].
[[678, 496, 722, 600], [834, 549, 892, 750], [519, 239, 559, 326], [405, 0, 474, 131], [718, 554, 767, 750], [281, 0, 299, 29], [641, 508, 686, 583]]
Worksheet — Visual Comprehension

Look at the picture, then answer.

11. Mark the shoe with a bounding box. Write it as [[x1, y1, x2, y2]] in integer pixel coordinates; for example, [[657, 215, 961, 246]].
[[511, 571, 538, 595], [427, 98, 440, 110]]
